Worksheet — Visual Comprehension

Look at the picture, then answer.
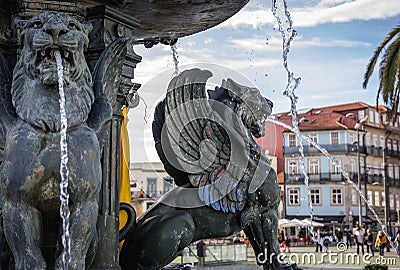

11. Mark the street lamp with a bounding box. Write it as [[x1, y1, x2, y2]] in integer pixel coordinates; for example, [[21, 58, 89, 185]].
[[346, 113, 367, 228], [355, 119, 367, 228]]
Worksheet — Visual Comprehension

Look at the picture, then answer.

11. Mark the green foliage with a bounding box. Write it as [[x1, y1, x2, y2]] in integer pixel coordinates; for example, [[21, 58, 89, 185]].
[[363, 24, 400, 120], [364, 264, 389, 270]]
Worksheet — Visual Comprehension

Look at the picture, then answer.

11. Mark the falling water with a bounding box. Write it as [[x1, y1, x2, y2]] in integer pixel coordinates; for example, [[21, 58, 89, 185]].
[[271, 0, 314, 234], [267, 117, 399, 252], [55, 50, 71, 269], [171, 44, 180, 76]]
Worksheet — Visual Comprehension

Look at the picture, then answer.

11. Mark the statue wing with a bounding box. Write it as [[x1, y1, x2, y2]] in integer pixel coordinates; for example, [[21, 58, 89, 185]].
[[0, 53, 17, 163], [153, 68, 251, 213], [87, 37, 130, 139]]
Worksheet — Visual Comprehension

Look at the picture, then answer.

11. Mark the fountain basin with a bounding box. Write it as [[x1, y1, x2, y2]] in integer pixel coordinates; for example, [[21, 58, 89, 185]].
[[2, 0, 249, 41]]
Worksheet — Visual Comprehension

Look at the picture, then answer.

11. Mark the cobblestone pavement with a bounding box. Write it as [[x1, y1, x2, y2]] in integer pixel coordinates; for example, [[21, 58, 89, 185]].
[[177, 243, 400, 270]]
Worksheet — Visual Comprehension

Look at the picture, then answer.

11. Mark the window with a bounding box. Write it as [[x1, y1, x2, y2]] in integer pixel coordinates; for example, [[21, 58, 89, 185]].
[[381, 192, 385, 207], [374, 192, 380, 207], [397, 195, 400, 209], [351, 188, 359, 205], [387, 139, 392, 151], [393, 140, 398, 152], [308, 159, 320, 175], [331, 132, 339, 145], [374, 162, 379, 175], [388, 164, 394, 178], [309, 133, 318, 148], [372, 134, 378, 147], [390, 194, 395, 208], [288, 188, 300, 206], [310, 188, 321, 205], [331, 188, 343, 205], [349, 159, 356, 173], [288, 133, 296, 147], [365, 134, 371, 146], [367, 190, 373, 204], [287, 159, 299, 174], [331, 158, 341, 174], [163, 177, 174, 194], [147, 178, 157, 197], [369, 110, 374, 123], [395, 166, 400, 179], [380, 136, 385, 148], [348, 132, 355, 144], [358, 110, 365, 121], [366, 161, 371, 174], [375, 111, 380, 124]]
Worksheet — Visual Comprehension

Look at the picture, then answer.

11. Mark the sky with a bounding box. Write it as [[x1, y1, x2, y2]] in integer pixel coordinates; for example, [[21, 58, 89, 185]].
[[127, 0, 400, 163]]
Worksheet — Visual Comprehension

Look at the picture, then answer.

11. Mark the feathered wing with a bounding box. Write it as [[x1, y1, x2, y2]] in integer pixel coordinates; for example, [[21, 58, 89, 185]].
[[153, 69, 251, 213], [0, 53, 16, 163], [87, 37, 130, 142]]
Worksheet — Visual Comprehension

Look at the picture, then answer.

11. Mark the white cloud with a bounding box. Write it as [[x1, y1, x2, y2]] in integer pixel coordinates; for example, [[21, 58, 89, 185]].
[[219, 0, 400, 29], [204, 38, 214, 44], [227, 35, 371, 53]]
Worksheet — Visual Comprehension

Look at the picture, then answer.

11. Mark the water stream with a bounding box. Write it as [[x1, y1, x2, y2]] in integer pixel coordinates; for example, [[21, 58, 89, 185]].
[[55, 50, 71, 269], [267, 117, 398, 252], [271, 0, 315, 235], [171, 44, 180, 76]]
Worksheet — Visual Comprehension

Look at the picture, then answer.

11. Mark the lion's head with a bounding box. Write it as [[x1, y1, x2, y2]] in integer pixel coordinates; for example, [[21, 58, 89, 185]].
[[11, 12, 94, 132], [209, 79, 273, 138]]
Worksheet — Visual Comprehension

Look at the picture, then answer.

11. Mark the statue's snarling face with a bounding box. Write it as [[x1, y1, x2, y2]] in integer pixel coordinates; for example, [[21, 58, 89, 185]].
[[21, 12, 92, 85], [11, 12, 94, 132], [224, 79, 273, 138]]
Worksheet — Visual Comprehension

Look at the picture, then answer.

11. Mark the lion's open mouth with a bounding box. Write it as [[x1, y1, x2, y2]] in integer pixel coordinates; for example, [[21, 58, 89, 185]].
[[37, 47, 73, 66], [36, 47, 74, 85]]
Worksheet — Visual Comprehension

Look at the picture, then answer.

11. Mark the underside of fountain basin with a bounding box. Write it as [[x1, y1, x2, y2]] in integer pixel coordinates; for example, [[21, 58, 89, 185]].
[[1, 0, 249, 42]]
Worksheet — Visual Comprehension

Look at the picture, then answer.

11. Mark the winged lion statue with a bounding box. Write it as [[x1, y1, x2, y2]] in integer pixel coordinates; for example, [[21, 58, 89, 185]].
[[0, 12, 130, 270], [120, 69, 295, 270]]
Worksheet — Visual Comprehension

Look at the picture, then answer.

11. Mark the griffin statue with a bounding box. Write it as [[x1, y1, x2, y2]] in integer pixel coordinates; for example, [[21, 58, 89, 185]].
[[120, 69, 292, 270]]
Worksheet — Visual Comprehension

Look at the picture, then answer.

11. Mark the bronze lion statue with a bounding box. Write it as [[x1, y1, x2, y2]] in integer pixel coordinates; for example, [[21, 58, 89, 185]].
[[0, 12, 129, 269]]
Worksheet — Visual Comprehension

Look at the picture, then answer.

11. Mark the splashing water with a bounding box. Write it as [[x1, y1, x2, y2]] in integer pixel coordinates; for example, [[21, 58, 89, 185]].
[[267, 117, 399, 253], [171, 44, 180, 76], [55, 50, 71, 269], [271, 0, 314, 234]]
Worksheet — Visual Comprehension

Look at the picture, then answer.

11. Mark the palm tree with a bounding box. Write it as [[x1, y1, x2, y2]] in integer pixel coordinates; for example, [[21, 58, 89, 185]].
[[363, 24, 400, 120]]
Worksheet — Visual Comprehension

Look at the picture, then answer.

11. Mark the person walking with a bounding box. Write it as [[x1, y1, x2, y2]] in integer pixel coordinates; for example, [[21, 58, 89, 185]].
[[283, 236, 291, 253], [345, 228, 353, 248], [196, 240, 206, 267], [336, 228, 343, 243], [354, 226, 365, 255], [375, 231, 387, 256], [322, 231, 331, 252], [366, 229, 374, 256], [314, 229, 322, 252]]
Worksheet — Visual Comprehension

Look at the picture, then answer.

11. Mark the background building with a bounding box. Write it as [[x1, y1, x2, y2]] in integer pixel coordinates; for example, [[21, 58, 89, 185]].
[[129, 162, 175, 217], [258, 102, 400, 231]]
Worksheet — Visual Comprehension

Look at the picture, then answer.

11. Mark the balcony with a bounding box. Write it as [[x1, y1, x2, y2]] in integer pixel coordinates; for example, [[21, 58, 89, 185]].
[[284, 144, 367, 155], [366, 146, 383, 157], [284, 172, 357, 183], [386, 149, 399, 158]]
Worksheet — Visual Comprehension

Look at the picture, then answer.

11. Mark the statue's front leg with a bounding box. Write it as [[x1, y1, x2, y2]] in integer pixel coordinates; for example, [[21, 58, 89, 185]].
[[3, 202, 46, 270], [55, 128, 101, 270]]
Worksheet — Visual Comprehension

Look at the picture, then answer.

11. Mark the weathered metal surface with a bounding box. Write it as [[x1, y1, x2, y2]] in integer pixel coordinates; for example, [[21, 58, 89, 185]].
[[2, 0, 249, 41], [120, 69, 284, 270], [0, 12, 132, 269]]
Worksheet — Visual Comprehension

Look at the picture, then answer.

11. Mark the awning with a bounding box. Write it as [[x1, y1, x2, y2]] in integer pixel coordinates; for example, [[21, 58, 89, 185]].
[[287, 215, 344, 224]]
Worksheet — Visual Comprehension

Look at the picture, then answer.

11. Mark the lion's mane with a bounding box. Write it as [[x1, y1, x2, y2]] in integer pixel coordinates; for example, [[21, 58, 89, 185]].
[[10, 13, 94, 132]]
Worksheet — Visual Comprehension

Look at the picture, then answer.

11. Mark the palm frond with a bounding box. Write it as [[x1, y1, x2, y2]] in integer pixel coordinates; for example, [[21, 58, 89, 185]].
[[379, 38, 400, 102], [363, 24, 400, 89]]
